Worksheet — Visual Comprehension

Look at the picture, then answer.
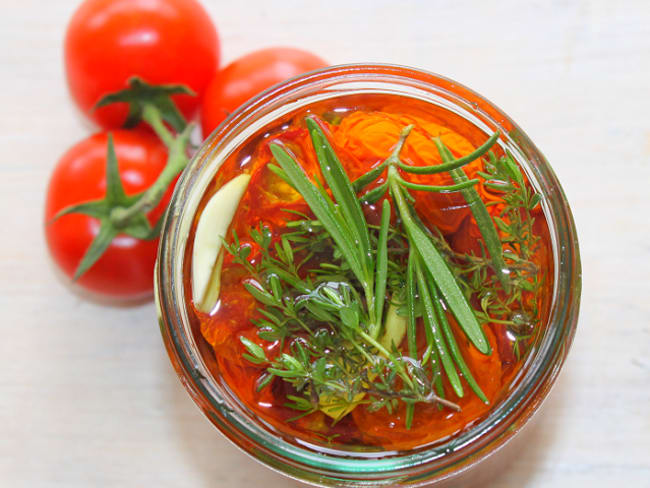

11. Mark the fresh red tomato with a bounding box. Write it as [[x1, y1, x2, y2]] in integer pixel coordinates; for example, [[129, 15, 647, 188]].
[[45, 130, 172, 299], [201, 47, 327, 136], [65, 0, 220, 129]]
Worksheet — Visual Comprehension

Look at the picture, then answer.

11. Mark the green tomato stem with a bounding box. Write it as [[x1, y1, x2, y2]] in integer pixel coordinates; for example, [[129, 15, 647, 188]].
[[111, 104, 192, 228], [143, 103, 175, 147]]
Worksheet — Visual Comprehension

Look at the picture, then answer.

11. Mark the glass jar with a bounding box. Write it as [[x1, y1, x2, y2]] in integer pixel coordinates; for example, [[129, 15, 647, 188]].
[[155, 64, 581, 486]]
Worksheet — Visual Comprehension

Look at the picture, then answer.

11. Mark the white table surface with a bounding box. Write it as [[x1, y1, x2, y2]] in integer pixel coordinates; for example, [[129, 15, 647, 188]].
[[2, 0, 649, 486]]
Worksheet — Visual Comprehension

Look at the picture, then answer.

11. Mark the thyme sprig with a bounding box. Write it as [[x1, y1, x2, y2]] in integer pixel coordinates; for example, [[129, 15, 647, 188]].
[[476, 151, 543, 357]]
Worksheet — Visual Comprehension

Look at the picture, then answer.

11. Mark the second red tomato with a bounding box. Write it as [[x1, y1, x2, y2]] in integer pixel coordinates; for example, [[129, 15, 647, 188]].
[[201, 47, 327, 136], [44, 130, 172, 299]]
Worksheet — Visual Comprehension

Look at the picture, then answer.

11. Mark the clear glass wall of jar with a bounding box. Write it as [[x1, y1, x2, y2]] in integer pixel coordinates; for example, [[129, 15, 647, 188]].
[[155, 64, 581, 487]]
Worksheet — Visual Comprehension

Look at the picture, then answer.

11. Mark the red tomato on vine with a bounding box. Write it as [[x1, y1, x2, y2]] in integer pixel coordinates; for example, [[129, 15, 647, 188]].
[[65, 0, 220, 129], [201, 47, 327, 136], [45, 130, 173, 298]]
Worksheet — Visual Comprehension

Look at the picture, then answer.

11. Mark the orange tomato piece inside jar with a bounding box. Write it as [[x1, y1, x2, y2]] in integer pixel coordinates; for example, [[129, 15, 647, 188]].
[[184, 94, 554, 452]]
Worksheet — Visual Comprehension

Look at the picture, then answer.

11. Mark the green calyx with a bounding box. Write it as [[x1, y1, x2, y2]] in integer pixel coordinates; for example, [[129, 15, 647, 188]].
[[95, 76, 194, 133]]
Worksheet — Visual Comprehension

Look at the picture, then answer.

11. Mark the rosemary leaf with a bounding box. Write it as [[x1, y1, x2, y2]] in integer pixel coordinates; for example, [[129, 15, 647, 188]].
[[352, 160, 388, 192], [360, 182, 388, 204], [397, 175, 480, 193], [414, 256, 464, 398], [405, 403, 415, 430], [372, 199, 391, 336], [434, 138, 509, 290], [406, 251, 418, 359], [430, 283, 488, 403], [270, 143, 365, 284], [307, 117, 372, 275], [390, 176, 491, 355], [398, 130, 500, 175]]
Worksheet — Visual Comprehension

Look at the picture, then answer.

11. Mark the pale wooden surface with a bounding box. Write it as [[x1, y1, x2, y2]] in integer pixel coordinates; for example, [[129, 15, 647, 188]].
[[1, 0, 649, 486]]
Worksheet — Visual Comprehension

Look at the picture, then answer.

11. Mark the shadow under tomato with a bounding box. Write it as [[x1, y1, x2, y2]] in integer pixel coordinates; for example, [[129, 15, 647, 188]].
[[45, 257, 155, 307]]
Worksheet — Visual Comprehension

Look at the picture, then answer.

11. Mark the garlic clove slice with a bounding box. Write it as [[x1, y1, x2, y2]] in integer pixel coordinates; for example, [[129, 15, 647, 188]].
[[191, 173, 250, 311]]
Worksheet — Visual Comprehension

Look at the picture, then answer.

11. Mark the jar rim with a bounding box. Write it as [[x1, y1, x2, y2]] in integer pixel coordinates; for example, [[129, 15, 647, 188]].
[[155, 63, 581, 485]]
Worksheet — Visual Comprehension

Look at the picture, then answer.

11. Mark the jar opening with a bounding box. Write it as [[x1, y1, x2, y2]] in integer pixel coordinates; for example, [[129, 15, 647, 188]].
[[156, 64, 580, 485]]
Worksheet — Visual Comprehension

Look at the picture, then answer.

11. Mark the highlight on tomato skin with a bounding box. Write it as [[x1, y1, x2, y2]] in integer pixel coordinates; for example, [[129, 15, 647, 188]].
[[64, 0, 220, 129], [200, 47, 328, 137], [44, 130, 173, 299]]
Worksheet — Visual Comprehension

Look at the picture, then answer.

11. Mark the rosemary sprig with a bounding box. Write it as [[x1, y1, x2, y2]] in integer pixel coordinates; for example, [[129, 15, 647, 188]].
[[387, 166, 490, 355]]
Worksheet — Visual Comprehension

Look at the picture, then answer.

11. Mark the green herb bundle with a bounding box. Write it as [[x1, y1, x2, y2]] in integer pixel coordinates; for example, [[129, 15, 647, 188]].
[[227, 116, 541, 426]]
